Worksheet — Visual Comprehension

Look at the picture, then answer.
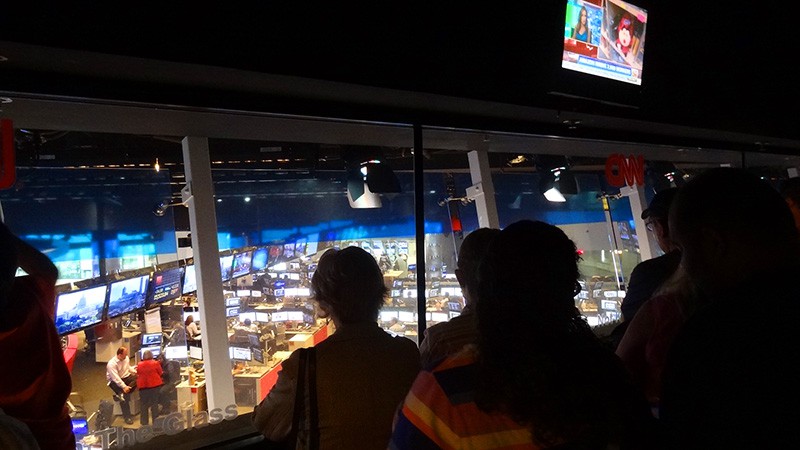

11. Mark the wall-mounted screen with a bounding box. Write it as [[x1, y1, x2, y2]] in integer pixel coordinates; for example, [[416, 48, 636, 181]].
[[232, 251, 253, 278], [55, 285, 108, 335], [220, 255, 234, 282], [268, 246, 282, 265], [107, 274, 149, 319], [562, 0, 647, 85], [251, 247, 269, 271], [282, 243, 296, 259], [149, 267, 183, 307], [182, 265, 197, 294]]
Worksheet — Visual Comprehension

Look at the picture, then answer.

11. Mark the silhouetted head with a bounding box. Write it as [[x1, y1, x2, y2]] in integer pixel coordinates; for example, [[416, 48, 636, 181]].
[[311, 246, 387, 324], [642, 187, 680, 252], [455, 228, 500, 306], [670, 168, 799, 296]]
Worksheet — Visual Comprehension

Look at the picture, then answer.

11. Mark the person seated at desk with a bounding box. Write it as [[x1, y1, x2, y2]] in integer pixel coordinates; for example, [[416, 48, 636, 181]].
[[106, 346, 137, 425], [185, 315, 201, 340], [388, 317, 405, 333]]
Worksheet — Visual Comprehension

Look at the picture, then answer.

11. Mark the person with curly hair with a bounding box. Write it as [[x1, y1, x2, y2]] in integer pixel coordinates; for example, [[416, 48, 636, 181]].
[[390, 220, 654, 449]]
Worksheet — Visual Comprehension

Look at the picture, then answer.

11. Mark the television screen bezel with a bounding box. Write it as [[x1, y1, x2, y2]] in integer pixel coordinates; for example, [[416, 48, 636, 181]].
[[232, 250, 254, 279], [55, 284, 109, 336], [107, 273, 150, 319], [147, 266, 184, 307], [182, 264, 197, 295]]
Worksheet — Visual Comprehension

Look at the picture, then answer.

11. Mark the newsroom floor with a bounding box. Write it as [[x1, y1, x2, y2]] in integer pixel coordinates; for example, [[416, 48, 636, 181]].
[[69, 333, 251, 433]]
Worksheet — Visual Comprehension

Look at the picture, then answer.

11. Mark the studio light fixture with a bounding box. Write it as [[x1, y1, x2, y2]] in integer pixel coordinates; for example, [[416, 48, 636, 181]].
[[538, 156, 578, 203], [344, 150, 401, 209], [154, 158, 160, 173]]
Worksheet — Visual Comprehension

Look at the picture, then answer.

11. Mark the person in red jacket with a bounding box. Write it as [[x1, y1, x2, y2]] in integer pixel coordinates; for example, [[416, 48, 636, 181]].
[[136, 350, 164, 426], [0, 222, 75, 450]]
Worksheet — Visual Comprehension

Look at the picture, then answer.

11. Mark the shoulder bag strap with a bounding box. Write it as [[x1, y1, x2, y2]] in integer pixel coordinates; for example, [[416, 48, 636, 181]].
[[307, 347, 319, 450], [286, 348, 308, 448]]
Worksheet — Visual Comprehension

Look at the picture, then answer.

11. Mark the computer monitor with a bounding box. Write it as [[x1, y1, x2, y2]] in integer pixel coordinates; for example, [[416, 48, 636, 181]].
[[398, 311, 415, 322], [251, 247, 269, 271], [71, 417, 89, 437], [164, 345, 188, 360], [447, 301, 462, 312], [220, 255, 234, 282], [431, 312, 448, 322], [379, 310, 399, 322], [248, 334, 260, 347], [271, 311, 288, 322], [226, 306, 240, 318], [107, 274, 149, 319], [236, 289, 251, 297], [239, 312, 256, 323], [55, 285, 108, 335], [273, 288, 285, 297], [148, 267, 183, 307], [230, 346, 252, 361], [182, 264, 197, 294], [188, 345, 203, 360], [252, 348, 265, 363], [232, 251, 253, 278], [142, 332, 162, 346], [139, 346, 161, 359], [226, 297, 241, 307], [255, 312, 269, 323], [286, 311, 304, 322]]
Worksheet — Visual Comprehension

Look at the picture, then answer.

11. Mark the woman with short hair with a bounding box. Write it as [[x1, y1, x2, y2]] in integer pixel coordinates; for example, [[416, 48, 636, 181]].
[[136, 350, 163, 426], [254, 246, 420, 449]]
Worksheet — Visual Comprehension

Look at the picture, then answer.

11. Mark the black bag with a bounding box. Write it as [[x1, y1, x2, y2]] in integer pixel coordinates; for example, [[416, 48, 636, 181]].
[[269, 347, 319, 450]]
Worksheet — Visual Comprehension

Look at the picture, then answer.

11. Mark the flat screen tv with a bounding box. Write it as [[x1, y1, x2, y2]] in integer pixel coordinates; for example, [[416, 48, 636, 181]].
[[107, 274, 149, 319], [232, 251, 253, 278], [55, 285, 108, 335], [251, 247, 269, 271], [182, 264, 197, 294], [562, 0, 648, 85], [148, 267, 183, 307], [220, 255, 234, 282]]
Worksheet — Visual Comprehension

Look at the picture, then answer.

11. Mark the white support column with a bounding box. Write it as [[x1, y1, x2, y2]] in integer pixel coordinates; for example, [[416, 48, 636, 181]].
[[181, 136, 235, 411], [467, 150, 500, 229], [621, 184, 659, 261]]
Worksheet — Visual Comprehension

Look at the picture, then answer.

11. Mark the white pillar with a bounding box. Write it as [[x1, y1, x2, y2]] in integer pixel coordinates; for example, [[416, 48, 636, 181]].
[[467, 150, 500, 229], [181, 136, 235, 411], [621, 184, 659, 261]]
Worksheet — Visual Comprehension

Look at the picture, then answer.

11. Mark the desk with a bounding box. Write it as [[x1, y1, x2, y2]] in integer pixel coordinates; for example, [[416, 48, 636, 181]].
[[95, 330, 141, 363], [233, 365, 272, 407], [176, 379, 207, 414], [287, 333, 314, 352]]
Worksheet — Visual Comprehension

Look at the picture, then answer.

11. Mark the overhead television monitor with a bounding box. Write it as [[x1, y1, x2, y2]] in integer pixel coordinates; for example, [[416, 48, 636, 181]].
[[232, 251, 253, 278], [220, 255, 234, 282], [107, 274, 150, 319], [55, 285, 108, 335], [282, 243, 295, 259], [251, 247, 269, 271], [148, 267, 183, 307], [182, 264, 197, 294], [294, 239, 307, 257], [562, 0, 648, 86], [268, 246, 282, 265]]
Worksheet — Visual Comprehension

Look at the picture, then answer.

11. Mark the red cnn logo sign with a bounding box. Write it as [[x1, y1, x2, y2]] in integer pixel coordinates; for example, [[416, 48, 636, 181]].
[[605, 154, 645, 187], [0, 119, 14, 189]]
